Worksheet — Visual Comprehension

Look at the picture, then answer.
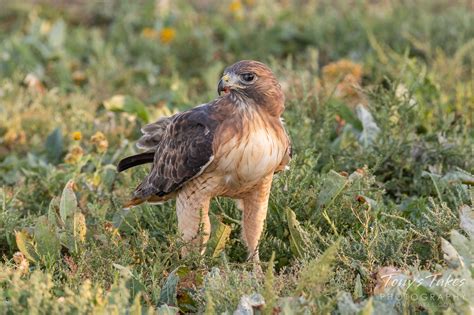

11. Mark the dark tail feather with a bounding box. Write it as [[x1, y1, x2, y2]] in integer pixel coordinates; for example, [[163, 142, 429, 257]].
[[117, 152, 155, 172]]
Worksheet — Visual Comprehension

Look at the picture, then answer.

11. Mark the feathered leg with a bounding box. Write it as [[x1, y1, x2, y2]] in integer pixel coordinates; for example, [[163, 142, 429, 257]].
[[241, 174, 273, 263], [176, 180, 212, 256]]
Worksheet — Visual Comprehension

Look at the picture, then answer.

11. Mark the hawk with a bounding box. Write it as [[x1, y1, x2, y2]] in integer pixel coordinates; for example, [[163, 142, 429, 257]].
[[117, 60, 291, 262]]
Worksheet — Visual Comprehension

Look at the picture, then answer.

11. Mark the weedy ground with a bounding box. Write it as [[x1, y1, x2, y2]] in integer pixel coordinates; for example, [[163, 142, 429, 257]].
[[0, 0, 473, 314]]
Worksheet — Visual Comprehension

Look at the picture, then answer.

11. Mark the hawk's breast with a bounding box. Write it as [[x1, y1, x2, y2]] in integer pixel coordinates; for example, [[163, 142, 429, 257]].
[[214, 115, 286, 189]]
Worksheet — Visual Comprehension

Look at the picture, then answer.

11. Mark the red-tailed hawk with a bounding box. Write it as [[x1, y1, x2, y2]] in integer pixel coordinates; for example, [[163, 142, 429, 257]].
[[117, 60, 291, 262]]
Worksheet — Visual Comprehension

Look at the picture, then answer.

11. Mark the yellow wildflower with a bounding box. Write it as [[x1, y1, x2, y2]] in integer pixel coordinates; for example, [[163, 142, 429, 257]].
[[141, 27, 159, 39], [71, 131, 82, 141], [4, 129, 26, 146], [90, 131, 106, 144], [65, 145, 84, 164], [3, 129, 16, 144], [97, 141, 108, 153], [322, 59, 363, 100], [90, 131, 109, 153], [40, 21, 52, 35], [159, 27, 176, 44], [229, 0, 242, 13], [64, 155, 76, 165], [322, 59, 362, 84], [70, 146, 84, 156], [92, 173, 101, 187]]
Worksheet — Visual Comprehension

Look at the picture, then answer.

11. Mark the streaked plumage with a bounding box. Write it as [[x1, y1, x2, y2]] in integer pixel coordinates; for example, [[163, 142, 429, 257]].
[[117, 60, 291, 261]]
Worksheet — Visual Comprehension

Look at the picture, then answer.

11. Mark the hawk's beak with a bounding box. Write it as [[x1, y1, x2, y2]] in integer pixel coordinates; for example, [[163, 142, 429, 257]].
[[218, 74, 232, 96]]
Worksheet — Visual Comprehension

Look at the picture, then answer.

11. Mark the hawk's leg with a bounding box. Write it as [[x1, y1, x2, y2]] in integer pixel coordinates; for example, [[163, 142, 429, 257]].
[[176, 185, 211, 257], [240, 174, 273, 263]]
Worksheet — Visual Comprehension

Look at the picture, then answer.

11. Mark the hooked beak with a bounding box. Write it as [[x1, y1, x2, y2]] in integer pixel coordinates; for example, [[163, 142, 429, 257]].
[[218, 74, 232, 96]]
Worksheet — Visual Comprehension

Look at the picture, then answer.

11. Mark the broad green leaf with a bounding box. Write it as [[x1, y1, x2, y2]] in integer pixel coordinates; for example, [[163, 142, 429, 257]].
[[356, 104, 380, 147], [159, 268, 179, 306], [449, 230, 472, 267], [157, 304, 180, 315], [353, 274, 363, 300], [60, 179, 77, 224], [286, 208, 307, 258], [316, 170, 348, 212], [286, 207, 310, 258], [15, 231, 39, 263], [406, 284, 442, 313], [459, 205, 474, 237], [442, 169, 474, 186], [62, 212, 87, 253], [48, 196, 61, 227], [59, 231, 74, 252], [44, 127, 63, 164], [360, 297, 373, 315], [127, 277, 147, 301], [104, 95, 150, 123], [112, 208, 137, 232], [34, 216, 61, 263], [101, 164, 118, 192], [295, 239, 341, 297], [206, 221, 231, 258], [441, 237, 463, 269], [48, 19, 66, 49]]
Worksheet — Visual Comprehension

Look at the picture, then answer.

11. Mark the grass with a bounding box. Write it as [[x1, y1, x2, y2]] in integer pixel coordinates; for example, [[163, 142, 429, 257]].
[[0, 0, 473, 313]]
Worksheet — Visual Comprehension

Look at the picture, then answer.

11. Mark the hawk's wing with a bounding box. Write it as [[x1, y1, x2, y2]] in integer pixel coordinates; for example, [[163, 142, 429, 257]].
[[136, 117, 172, 150], [131, 104, 218, 200], [117, 117, 172, 172]]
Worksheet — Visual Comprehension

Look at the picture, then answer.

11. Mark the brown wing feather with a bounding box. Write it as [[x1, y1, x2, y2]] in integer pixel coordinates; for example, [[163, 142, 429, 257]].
[[132, 104, 219, 200], [136, 117, 172, 150]]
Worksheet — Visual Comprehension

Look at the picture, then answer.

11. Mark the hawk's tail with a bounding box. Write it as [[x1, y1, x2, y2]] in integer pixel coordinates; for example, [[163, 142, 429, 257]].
[[123, 193, 175, 208], [123, 197, 146, 209], [117, 152, 155, 172]]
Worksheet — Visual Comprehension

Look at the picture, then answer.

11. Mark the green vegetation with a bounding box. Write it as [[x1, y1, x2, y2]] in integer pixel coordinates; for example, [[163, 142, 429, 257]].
[[0, 0, 473, 313]]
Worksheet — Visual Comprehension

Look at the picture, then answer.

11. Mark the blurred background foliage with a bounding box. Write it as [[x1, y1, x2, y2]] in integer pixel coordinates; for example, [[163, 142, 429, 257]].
[[0, 0, 473, 313]]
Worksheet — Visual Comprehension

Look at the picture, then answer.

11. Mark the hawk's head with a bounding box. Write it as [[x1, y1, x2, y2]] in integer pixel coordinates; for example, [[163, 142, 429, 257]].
[[218, 60, 285, 116]]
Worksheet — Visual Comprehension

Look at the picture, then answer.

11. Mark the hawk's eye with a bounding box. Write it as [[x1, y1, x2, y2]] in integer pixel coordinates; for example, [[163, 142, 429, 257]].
[[241, 73, 255, 82]]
